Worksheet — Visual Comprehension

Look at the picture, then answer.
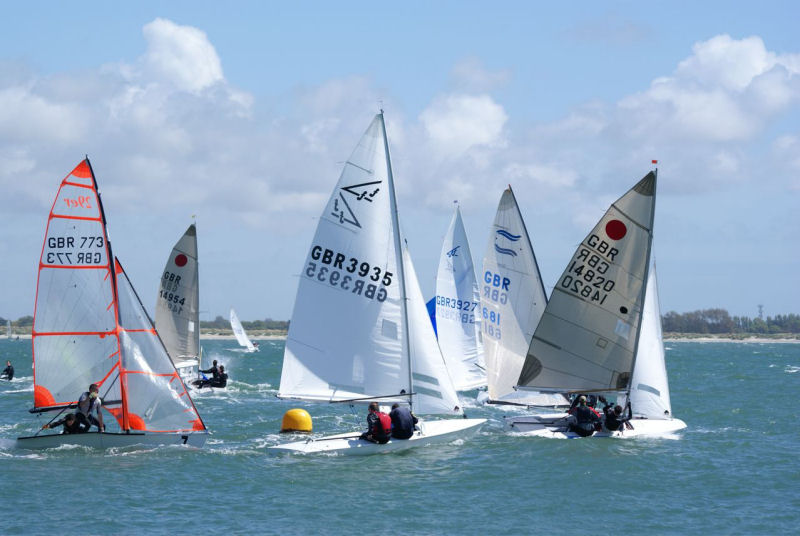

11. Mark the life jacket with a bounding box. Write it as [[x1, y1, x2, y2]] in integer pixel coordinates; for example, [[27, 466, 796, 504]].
[[377, 412, 392, 437]]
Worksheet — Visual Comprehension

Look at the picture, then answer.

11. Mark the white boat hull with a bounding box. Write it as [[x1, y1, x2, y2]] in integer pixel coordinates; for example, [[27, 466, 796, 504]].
[[268, 418, 486, 456], [16, 431, 208, 450], [506, 413, 686, 438]]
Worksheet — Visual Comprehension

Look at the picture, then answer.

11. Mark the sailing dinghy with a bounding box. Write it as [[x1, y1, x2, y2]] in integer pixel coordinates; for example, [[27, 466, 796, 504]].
[[480, 188, 568, 408], [432, 203, 486, 391], [17, 159, 207, 449], [270, 113, 485, 455], [230, 308, 257, 352], [507, 170, 686, 438], [155, 224, 201, 382]]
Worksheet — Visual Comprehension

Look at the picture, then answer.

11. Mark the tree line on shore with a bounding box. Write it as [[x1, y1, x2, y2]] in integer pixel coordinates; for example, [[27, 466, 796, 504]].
[[3, 310, 798, 335]]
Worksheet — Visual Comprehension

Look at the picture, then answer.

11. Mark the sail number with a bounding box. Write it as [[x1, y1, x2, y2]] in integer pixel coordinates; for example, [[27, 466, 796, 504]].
[[160, 271, 186, 314], [559, 246, 616, 305], [63, 195, 93, 209], [482, 271, 509, 305], [481, 307, 501, 340], [45, 236, 105, 265], [305, 245, 392, 303], [435, 296, 478, 324]]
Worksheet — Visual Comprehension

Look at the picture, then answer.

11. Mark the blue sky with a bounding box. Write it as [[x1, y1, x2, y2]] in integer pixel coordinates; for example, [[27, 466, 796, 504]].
[[1, 2, 798, 322]]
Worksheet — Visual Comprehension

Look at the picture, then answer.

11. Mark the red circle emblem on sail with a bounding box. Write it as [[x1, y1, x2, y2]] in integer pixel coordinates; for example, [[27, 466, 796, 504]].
[[174, 254, 188, 267], [605, 220, 627, 240]]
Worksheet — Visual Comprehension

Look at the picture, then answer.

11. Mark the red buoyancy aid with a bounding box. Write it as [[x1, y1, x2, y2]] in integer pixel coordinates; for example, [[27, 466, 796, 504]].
[[377, 412, 392, 436]]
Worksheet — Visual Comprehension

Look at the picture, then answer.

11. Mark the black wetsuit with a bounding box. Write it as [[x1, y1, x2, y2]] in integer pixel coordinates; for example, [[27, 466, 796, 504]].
[[193, 372, 228, 389], [570, 405, 600, 437], [389, 406, 418, 439], [49, 416, 85, 434], [199, 365, 220, 379], [602, 403, 630, 432], [1, 365, 13, 381]]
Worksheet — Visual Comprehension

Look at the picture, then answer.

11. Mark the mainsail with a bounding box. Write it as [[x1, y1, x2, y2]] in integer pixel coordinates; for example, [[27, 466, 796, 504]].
[[230, 308, 256, 352], [31, 159, 205, 435], [155, 224, 200, 368], [433, 204, 486, 391], [481, 188, 550, 402], [278, 113, 460, 415], [517, 172, 657, 393]]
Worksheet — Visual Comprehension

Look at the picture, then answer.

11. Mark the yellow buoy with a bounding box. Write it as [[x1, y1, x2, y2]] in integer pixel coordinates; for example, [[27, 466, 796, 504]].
[[281, 408, 312, 433]]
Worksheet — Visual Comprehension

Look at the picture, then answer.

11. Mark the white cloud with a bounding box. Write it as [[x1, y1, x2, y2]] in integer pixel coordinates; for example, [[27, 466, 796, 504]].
[[419, 94, 508, 158], [449, 58, 511, 92], [141, 18, 224, 93]]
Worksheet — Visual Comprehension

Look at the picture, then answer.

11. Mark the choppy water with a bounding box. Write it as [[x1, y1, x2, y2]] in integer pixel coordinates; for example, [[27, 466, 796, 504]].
[[1, 339, 798, 535]]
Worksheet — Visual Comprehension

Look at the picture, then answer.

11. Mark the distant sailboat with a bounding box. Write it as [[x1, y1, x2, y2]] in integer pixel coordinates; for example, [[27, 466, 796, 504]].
[[155, 224, 201, 379], [271, 113, 485, 455], [432, 203, 486, 391], [230, 308, 257, 352], [5, 320, 10, 339], [17, 159, 207, 449], [507, 170, 686, 437], [481, 187, 567, 407]]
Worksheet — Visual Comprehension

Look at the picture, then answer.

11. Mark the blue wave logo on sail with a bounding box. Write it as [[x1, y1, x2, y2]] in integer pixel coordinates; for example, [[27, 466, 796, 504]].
[[446, 246, 460, 258], [494, 229, 520, 257]]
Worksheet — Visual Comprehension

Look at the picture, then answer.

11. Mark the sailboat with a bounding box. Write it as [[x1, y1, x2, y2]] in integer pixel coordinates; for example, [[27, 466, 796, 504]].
[[17, 159, 207, 449], [270, 112, 485, 455], [432, 203, 486, 391], [230, 308, 257, 352], [507, 170, 686, 437], [5, 320, 10, 339], [155, 224, 201, 380], [480, 187, 568, 407]]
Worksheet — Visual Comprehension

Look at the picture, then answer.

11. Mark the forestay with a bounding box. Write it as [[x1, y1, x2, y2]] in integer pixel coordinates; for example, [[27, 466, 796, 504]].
[[155, 224, 200, 366], [434, 204, 486, 391], [517, 172, 657, 393], [31, 159, 205, 436], [278, 113, 460, 415], [481, 188, 549, 401]]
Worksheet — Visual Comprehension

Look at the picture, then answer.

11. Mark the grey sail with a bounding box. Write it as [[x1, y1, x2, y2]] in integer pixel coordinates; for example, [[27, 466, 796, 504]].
[[517, 172, 656, 393], [155, 224, 200, 367]]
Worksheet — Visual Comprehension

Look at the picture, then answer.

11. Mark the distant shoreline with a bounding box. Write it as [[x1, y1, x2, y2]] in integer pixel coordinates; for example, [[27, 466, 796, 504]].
[[664, 335, 800, 344]]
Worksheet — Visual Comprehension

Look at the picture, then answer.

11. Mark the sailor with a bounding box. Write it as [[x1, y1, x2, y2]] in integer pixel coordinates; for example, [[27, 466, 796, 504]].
[[0, 360, 13, 381], [42, 413, 84, 434], [568, 395, 600, 437], [199, 360, 220, 380], [75, 383, 105, 432], [209, 365, 228, 388], [359, 401, 391, 444], [389, 403, 418, 439], [600, 396, 630, 432]]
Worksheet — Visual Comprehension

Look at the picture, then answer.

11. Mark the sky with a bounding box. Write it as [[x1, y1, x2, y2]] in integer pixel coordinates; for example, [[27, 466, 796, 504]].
[[1, 1, 798, 322]]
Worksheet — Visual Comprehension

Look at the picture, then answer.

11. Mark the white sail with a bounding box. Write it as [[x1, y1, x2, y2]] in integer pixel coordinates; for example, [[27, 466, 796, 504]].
[[29, 159, 205, 437], [518, 172, 657, 393], [155, 224, 200, 368], [434, 204, 486, 391], [628, 265, 673, 419], [6, 320, 10, 338], [481, 188, 551, 402], [230, 308, 256, 352], [278, 113, 460, 415]]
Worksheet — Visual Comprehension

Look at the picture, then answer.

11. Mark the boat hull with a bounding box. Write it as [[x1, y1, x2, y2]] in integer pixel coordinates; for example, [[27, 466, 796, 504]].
[[16, 431, 208, 450], [506, 413, 687, 438], [268, 418, 486, 456]]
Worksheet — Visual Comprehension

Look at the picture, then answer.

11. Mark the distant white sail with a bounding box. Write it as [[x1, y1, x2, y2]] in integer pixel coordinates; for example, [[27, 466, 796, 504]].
[[518, 172, 657, 392], [155, 224, 200, 369], [481, 187, 553, 403], [434, 204, 486, 391], [5, 320, 10, 338], [230, 308, 256, 352], [278, 113, 461, 415], [628, 265, 673, 419]]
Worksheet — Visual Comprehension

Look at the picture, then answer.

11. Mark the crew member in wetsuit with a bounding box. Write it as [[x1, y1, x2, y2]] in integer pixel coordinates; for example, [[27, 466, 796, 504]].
[[359, 402, 391, 444], [199, 360, 220, 379], [1, 360, 13, 380], [43, 413, 84, 434], [209, 365, 228, 388], [599, 396, 630, 432], [389, 403, 418, 439], [568, 395, 600, 437], [75, 383, 105, 432]]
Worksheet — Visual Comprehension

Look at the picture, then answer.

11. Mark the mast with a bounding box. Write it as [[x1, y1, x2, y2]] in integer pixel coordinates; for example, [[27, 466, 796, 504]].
[[625, 167, 657, 401], [85, 158, 130, 431], [378, 111, 414, 407]]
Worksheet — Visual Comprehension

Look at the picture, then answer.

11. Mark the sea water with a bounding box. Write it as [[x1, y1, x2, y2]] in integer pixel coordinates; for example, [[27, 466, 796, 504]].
[[0, 339, 798, 535]]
